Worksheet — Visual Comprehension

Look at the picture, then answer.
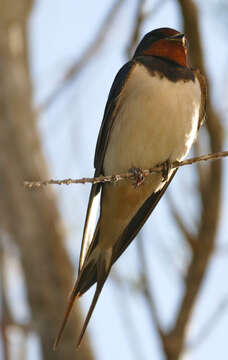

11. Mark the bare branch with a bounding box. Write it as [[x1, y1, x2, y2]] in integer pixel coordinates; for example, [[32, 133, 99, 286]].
[[0, 2, 94, 357], [39, 0, 126, 112], [3, 321, 32, 334], [160, 1, 224, 359], [111, 270, 142, 292], [126, 0, 146, 58], [111, 269, 146, 360], [23, 150, 228, 188], [167, 194, 196, 251], [136, 236, 166, 344], [126, 0, 170, 58], [0, 241, 33, 360], [188, 295, 228, 349], [152, 234, 186, 279]]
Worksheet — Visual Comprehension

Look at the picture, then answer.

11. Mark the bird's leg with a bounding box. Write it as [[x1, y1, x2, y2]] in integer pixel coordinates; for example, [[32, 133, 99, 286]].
[[161, 159, 172, 182], [129, 167, 145, 187]]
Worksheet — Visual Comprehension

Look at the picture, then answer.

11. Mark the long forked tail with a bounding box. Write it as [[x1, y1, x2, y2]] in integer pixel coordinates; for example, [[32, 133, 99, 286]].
[[53, 291, 80, 350], [54, 248, 111, 349], [77, 279, 106, 347]]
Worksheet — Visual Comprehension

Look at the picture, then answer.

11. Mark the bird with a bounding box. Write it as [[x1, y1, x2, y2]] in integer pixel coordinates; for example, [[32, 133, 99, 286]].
[[54, 27, 206, 349]]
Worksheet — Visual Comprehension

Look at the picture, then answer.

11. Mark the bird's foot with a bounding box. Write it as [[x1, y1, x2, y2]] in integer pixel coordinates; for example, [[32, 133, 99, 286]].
[[161, 159, 172, 182], [129, 167, 145, 187]]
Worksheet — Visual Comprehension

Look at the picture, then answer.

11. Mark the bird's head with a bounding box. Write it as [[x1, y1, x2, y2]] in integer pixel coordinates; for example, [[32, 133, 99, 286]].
[[134, 27, 188, 67]]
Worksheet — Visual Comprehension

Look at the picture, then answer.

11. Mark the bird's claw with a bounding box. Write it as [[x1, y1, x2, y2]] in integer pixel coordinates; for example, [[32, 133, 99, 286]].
[[161, 159, 172, 182], [129, 167, 145, 187]]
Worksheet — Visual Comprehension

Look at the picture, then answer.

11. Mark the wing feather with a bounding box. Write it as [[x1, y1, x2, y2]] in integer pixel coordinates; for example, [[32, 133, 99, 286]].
[[194, 69, 207, 129], [112, 170, 178, 264], [78, 61, 135, 271]]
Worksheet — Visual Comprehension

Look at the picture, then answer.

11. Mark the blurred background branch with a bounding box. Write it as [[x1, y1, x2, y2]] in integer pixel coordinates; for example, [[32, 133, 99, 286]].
[[39, 0, 126, 112], [0, 0, 227, 359], [0, 0, 93, 359]]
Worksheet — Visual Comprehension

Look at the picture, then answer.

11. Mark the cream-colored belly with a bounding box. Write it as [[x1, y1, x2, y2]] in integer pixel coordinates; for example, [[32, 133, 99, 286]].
[[99, 63, 201, 248], [104, 64, 201, 175]]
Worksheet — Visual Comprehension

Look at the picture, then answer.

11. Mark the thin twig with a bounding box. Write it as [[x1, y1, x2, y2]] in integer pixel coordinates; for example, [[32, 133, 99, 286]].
[[136, 235, 165, 343], [167, 193, 196, 251], [188, 295, 228, 349], [126, 0, 146, 58], [152, 232, 186, 280], [23, 150, 228, 189], [0, 242, 32, 360], [126, 0, 169, 58], [111, 269, 146, 360], [162, 1, 224, 358], [39, 0, 125, 112], [3, 321, 32, 334]]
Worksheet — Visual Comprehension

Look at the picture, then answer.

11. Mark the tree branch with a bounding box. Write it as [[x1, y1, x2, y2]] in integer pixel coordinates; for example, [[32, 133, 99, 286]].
[[188, 294, 228, 349], [23, 150, 228, 188], [126, 0, 146, 58], [136, 236, 166, 344], [167, 194, 196, 251], [39, 0, 125, 112], [126, 0, 170, 58], [161, 1, 224, 359], [0, 2, 94, 358], [111, 269, 146, 360]]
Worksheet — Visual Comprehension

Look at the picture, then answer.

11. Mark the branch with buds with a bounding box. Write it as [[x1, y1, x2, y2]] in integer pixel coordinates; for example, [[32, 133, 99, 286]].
[[23, 151, 228, 189]]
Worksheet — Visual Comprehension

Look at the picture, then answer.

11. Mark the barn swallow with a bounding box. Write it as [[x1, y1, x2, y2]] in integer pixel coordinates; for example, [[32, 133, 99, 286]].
[[54, 27, 206, 348]]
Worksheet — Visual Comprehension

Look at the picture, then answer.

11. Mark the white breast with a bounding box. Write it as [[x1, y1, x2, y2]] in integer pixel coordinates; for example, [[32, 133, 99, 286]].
[[104, 63, 201, 181]]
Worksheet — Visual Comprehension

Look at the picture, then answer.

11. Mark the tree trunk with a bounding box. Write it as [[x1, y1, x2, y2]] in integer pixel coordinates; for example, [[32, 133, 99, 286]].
[[0, 1, 94, 359]]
